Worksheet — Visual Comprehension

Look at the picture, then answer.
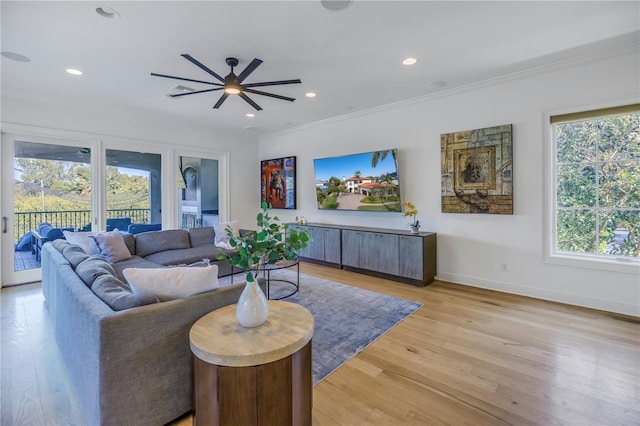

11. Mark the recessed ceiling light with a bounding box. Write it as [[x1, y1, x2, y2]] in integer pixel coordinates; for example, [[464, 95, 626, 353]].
[[1, 51, 31, 62], [66, 68, 83, 76], [305, 92, 317, 98], [96, 6, 120, 20], [321, 0, 352, 11], [403, 57, 417, 66], [246, 113, 255, 117]]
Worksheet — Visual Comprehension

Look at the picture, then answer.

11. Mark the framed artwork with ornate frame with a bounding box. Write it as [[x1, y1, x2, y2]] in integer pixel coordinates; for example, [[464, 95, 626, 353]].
[[261, 156, 297, 209], [441, 124, 513, 214]]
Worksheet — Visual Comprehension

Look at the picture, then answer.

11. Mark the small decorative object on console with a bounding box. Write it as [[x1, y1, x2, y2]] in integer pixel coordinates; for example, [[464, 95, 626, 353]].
[[403, 201, 421, 233]]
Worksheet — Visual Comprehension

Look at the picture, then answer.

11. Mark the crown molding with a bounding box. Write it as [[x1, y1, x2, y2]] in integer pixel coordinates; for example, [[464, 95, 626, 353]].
[[262, 32, 639, 141]]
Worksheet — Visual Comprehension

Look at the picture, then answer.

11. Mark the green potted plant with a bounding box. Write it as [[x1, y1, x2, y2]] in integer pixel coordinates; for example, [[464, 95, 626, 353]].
[[217, 202, 310, 327], [218, 202, 310, 282]]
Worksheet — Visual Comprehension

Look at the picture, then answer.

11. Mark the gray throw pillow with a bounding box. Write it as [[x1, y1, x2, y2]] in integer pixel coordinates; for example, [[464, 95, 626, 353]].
[[91, 274, 157, 311], [91, 229, 132, 263], [75, 255, 117, 288]]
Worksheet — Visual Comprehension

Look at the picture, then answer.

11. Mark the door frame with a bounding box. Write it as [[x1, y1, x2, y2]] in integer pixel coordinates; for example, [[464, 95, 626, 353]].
[[173, 148, 229, 227]]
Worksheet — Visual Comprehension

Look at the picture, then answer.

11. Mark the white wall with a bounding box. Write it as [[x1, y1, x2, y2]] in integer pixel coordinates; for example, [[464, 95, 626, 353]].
[[259, 50, 640, 316], [1, 94, 261, 229]]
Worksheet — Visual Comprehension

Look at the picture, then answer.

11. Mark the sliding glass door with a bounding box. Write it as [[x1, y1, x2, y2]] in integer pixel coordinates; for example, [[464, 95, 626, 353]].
[[1, 136, 94, 285], [1, 134, 228, 287]]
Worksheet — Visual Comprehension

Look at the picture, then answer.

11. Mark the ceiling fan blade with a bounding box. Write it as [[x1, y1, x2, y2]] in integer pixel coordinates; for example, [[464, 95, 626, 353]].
[[170, 88, 224, 98], [150, 72, 222, 86], [236, 58, 263, 83], [181, 54, 226, 83], [213, 93, 230, 109], [244, 88, 296, 102], [243, 79, 301, 88], [239, 93, 263, 111]]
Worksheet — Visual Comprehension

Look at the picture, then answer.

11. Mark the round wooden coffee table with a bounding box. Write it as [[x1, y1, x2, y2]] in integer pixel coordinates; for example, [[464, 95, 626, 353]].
[[190, 300, 314, 426]]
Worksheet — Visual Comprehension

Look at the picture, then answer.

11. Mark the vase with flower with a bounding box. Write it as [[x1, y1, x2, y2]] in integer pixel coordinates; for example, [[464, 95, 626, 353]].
[[217, 202, 310, 327], [402, 201, 421, 234]]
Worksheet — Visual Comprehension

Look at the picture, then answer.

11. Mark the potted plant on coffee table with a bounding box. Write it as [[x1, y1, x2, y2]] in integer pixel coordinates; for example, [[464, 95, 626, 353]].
[[217, 202, 310, 327]]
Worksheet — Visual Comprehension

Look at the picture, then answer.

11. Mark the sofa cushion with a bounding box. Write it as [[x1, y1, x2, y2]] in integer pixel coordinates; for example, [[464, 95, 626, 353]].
[[127, 223, 162, 235], [91, 229, 132, 263], [63, 231, 100, 254], [111, 255, 166, 282], [61, 244, 91, 269], [143, 246, 228, 266], [122, 232, 136, 255], [123, 264, 220, 301], [75, 255, 117, 288], [90, 274, 157, 311], [214, 221, 239, 250], [135, 229, 190, 257], [52, 239, 70, 252], [189, 227, 214, 247]]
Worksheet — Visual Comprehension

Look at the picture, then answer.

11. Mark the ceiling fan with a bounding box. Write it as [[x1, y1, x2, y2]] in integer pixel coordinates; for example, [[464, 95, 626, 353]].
[[151, 55, 302, 111]]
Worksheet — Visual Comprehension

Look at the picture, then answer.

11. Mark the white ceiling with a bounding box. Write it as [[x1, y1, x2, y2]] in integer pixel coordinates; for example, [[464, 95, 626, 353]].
[[2, 1, 639, 135]]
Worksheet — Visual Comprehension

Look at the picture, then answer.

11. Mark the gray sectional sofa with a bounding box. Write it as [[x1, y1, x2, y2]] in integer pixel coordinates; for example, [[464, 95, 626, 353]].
[[41, 227, 261, 426]]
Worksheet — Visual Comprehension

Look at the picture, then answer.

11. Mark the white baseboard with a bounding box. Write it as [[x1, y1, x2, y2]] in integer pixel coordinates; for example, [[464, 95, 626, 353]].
[[435, 272, 640, 317]]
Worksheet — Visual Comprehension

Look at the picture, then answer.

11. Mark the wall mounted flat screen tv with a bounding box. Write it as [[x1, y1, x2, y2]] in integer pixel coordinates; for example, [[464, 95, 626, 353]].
[[313, 149, 401, 212]]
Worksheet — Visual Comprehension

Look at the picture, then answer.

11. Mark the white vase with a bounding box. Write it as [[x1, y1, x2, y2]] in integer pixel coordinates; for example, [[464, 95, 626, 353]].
[[410, 226, 420, 234], [236, 278, 269, 328]]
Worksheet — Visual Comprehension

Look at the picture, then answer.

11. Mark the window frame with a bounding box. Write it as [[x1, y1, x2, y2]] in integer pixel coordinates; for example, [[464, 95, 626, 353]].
[[542, 101, 640, 275]]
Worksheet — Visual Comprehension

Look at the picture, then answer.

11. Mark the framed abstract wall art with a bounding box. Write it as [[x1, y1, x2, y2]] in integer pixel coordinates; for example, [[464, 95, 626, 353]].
[[441, 124, 513, 214], [261, 156, 296, 209]]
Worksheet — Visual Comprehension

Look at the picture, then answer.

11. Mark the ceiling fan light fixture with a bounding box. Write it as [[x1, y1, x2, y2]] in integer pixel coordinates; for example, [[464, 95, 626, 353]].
[[151, 55, 301, 111], [224, 86, 241, 95]]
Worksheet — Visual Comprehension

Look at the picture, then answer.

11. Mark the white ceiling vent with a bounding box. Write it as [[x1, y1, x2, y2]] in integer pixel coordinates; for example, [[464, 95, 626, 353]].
[[165, 85, 195, 97]]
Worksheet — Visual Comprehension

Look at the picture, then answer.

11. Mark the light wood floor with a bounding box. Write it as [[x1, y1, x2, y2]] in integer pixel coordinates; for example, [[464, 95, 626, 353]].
[[2, 263, 639, 425]]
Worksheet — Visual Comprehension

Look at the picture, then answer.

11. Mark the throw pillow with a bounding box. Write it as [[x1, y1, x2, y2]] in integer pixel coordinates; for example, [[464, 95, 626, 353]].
[[214, 220, 239, 250], [123, 264, 220, 301], [91, 229, 132, 263], [63, 231, 100, 254]]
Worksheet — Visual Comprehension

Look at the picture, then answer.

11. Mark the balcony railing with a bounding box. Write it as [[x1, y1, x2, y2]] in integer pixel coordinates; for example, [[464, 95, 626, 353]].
[[13, 208, 151, 244]]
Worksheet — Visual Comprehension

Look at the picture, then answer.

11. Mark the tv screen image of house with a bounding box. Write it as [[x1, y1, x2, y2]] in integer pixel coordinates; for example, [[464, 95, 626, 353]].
[[313, 149, 401, 212]]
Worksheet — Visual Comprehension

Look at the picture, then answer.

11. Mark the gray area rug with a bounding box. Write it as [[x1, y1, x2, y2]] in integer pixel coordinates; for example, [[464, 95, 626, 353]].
[[219, 269, 422, 385]]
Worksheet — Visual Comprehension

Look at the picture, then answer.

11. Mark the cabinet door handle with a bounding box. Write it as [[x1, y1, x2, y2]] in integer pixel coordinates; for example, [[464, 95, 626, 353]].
[[2, 216, 7, 233]]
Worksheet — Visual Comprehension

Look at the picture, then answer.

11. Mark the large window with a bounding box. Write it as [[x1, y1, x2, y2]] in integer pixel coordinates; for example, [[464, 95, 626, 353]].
[[551, 104, 639, 263], [105, 149, 162, 232]]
